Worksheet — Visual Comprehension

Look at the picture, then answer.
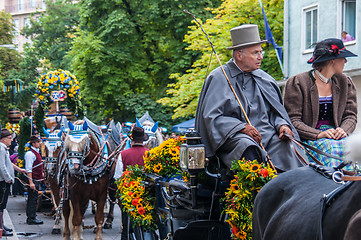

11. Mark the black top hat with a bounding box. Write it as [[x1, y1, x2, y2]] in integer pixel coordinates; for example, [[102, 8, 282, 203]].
[[131, 127, 149, 141], [0, 129, 11, 139], [307, 38, 357, 64], [29, 135, 41, 144]]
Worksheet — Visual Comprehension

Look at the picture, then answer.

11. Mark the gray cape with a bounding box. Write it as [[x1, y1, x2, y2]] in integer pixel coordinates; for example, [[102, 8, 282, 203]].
[[195, 60, 304, 171]]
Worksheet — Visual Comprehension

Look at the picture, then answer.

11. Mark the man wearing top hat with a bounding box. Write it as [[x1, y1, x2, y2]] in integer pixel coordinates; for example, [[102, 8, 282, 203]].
[[113, 126, 149, 240], [24, 135, 44, 225], [195, 24, 305, 172]]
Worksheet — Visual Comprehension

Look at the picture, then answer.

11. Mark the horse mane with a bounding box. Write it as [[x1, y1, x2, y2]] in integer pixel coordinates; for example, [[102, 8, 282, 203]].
[[73, 120, 85, 125]]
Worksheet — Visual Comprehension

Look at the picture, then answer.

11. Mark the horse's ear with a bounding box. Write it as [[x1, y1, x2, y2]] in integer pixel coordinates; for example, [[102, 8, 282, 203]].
[[136, 118, 143, 128], [43, 127, 50, 138], [57, 127, 64, 138], [68, 121, 74, 130], [82, 121, 88, 130], [151, 122, 159, 133]]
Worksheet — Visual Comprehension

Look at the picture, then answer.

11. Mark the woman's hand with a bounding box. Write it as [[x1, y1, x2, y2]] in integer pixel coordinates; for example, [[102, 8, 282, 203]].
[[334, 127, 347, 140], [317, 128, 337, 139]]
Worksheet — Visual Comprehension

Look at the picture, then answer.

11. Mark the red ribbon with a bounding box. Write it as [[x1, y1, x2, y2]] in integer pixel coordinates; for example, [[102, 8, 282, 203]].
[[329, 45, 345, 54]]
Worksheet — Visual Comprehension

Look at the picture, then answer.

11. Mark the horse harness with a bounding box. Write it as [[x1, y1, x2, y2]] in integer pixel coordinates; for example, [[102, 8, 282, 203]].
[[308, 163, 361, 240]]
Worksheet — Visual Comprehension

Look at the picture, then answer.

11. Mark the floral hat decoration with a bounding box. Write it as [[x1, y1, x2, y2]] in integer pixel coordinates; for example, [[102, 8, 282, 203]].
[[307, 38, 357, 64]]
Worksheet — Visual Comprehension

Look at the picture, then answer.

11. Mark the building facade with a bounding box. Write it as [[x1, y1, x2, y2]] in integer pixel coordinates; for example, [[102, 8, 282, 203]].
[[1, 0, 46, 52], [284, 0, 361, 131]]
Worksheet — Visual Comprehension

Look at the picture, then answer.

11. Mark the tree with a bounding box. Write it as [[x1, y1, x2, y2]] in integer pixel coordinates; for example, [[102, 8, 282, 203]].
[[0, 10, 23, 123], [158, 0, 284, 119], [68, 0, 221, 124]]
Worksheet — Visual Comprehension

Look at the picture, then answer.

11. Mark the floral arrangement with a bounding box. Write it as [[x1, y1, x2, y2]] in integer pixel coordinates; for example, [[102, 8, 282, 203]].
[[143, 136, 185, 177], [34, 69, 83, 117], [116, 166, 157, 231], [5, 122, 20, 134], [223, 159, 277, 240], [116, 137, 186, 230]]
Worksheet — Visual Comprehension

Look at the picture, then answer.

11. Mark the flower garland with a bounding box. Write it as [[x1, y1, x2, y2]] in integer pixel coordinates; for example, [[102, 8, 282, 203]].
[[143, 136, 186, 177], [116, 137, 187, 230], [35, 69, 82, 117], [5, 122, 20, 134], [116, 166, 157, 231], [223, 159, 277, 240]]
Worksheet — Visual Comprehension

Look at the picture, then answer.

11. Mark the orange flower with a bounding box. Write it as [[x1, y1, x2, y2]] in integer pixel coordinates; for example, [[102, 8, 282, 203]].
[[132, 198, 140, 206], [128, 192, 133, 197], [138, 206, 145, 215], [231, 226, 239, 236], [260, 168, 268, 178]]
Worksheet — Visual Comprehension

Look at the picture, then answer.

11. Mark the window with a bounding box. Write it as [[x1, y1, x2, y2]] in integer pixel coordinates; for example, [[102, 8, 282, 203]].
[[24, 18, 31, 28], [303, 6, 318, 50], [13, 19, 20, 36], [342, 0, 356, 41], [18, 0, 24, 11], [30, 0, 36, 8]]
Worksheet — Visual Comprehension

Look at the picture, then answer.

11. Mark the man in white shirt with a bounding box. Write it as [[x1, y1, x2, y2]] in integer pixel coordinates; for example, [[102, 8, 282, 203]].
[[24, 135, 44, 225]]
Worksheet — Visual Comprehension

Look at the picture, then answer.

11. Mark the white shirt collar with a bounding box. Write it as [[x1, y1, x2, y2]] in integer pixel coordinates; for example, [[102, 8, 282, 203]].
[[31, 146, 40, 153]]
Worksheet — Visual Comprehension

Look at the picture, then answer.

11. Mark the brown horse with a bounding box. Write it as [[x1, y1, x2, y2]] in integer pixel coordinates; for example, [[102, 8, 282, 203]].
[[43, 128, 65, 235], [61, 121, 118, 240]]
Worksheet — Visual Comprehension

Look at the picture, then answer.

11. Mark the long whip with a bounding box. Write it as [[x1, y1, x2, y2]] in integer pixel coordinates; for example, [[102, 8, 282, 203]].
[[184, 10, 275, 171]]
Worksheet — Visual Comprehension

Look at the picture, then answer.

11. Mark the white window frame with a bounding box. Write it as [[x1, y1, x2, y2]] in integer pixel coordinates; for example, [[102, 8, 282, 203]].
[[302, 4, 319, 53], [337, 0, 357, 45]]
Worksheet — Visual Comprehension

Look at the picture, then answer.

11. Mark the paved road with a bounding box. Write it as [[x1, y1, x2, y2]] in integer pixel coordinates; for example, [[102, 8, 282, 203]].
[[5, 195, 123, 239]]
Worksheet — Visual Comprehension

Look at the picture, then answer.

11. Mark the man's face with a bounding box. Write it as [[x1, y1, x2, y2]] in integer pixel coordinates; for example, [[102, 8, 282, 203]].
[[235, 44, 264, 72], [32, 141, 41, 149], [0, 135, 13, 147]]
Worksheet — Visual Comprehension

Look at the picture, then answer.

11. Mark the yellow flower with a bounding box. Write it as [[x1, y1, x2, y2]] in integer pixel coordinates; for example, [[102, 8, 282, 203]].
[[39, 95, 44, 100], [153, 163, 162, 173], [250, 163, 261, 173]]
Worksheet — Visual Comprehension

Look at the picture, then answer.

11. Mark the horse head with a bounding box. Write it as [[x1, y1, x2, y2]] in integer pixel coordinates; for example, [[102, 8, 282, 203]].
[[64, 122, 93, 175], [43, 127, 65, 178]]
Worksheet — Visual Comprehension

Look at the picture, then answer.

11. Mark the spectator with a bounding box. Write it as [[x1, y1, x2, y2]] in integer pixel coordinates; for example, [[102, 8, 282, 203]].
[[342, 31, 355, 42]]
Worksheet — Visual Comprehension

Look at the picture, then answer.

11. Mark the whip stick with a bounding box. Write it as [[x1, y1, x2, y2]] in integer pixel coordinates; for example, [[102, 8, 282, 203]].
[[184, 9, 275, 171]]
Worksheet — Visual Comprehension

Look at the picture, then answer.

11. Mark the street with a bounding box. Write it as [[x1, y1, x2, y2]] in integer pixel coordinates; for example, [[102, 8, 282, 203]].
[[5, 195, 123, 239]]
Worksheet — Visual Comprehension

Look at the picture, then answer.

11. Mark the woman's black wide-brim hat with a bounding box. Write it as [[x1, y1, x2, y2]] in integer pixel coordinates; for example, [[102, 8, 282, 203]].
[[307, 38, 357, 64]]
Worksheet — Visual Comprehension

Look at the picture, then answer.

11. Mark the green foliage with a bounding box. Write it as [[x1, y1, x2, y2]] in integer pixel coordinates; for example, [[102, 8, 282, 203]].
[[34, 107, 45, 137], [158, 0, 284, 119], [18, 117, 32, 160], [68, 0, 221, 123], [0, 10, 23, 123], [0, 10, 15, 44]]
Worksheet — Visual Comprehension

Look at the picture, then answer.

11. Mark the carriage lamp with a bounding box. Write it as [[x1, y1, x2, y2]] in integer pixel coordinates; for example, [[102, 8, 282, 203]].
[[179, 128, 205, 208], [180, 128, 206, 173]]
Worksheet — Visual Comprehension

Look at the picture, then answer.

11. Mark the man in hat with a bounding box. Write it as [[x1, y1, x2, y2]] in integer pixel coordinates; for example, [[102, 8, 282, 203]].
[[195, 24, 305, 172], [0, 129, 15, 236], [113, 126, 149, 240], [24, 135, 44, 225]]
